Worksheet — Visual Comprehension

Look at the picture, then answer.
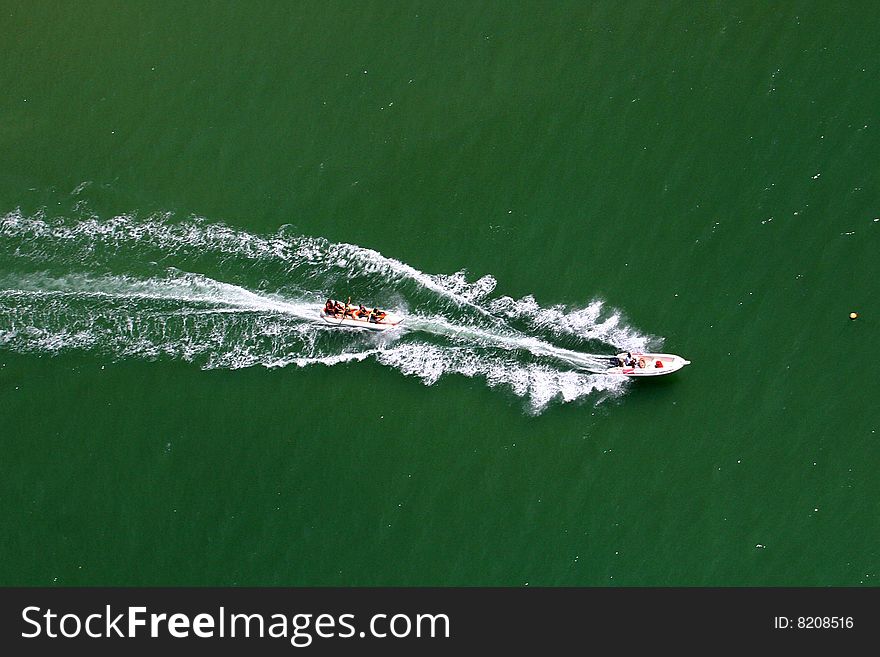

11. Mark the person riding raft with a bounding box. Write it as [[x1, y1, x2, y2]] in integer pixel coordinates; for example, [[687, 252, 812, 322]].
[[324, 299, 388, 323], [324, 299, 348, 317]]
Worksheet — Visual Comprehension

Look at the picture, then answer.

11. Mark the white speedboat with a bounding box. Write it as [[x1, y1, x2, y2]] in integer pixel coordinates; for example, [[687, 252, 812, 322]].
[[604, 352, 690, 377]]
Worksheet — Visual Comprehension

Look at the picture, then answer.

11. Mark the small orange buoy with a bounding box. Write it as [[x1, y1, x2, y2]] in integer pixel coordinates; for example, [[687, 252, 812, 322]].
[[850, 312, 858, 320]]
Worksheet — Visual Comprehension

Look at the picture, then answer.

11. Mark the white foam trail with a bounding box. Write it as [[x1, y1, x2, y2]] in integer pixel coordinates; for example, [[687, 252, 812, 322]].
[[0, 270, 318, 321], [0, 210, 661, 411], [0, 271, 326, 369], [0, 209, 499, 313], [1, 209, 653, 346], [404, 313, 610, 372], [372, 342, 627, 414], [287, 349, 379, 368], [0, 271, 628, 412], [487, 295, 656, 351]]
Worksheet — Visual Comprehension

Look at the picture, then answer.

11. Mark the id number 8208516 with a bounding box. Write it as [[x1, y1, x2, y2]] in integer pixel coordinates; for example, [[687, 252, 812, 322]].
[[774, 617, 854, 629]]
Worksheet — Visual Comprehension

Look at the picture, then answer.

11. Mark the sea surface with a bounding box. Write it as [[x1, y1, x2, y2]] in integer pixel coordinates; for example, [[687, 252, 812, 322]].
[[1, 1, 877, 585]]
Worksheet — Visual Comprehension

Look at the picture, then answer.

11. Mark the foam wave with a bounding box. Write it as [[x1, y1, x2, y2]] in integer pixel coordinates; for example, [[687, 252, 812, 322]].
[[0, 209, 502, 316], [0, 209, 661, 412], [374, 342, 625, 411], [0, 270, 317, 320]]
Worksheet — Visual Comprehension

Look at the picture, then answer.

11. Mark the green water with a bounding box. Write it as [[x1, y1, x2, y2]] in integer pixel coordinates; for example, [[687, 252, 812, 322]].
[[1, 1, 878, 586]]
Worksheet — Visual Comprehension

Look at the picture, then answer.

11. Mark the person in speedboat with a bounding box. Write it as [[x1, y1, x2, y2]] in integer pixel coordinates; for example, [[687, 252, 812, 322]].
[[610, 351, 634, 367]]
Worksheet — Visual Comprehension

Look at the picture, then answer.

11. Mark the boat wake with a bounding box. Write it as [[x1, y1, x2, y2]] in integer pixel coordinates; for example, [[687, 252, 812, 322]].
[[0, 207, 661, 413]]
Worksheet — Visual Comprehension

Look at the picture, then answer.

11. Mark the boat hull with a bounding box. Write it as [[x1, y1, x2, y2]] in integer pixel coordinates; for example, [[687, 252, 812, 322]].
[[320, 311, 403, 331]]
